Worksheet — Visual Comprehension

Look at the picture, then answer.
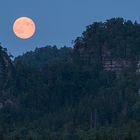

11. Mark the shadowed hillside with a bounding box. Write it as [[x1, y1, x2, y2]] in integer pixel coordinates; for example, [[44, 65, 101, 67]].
[[1, 18, 140, 140]]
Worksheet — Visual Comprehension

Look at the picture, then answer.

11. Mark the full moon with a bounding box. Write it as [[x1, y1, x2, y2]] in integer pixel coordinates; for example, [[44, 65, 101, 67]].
[[13, 17, 36, 39]]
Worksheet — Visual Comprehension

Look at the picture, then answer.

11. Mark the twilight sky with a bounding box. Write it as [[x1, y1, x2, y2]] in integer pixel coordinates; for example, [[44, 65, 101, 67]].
[[0, 0, 140, 56]]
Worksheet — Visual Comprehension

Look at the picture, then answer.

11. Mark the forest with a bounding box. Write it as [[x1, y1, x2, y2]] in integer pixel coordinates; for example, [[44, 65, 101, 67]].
[[0, 18, 140, 139]]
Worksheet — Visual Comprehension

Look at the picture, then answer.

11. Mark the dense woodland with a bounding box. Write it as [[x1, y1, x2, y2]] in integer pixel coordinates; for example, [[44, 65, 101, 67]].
[[0, 18, 140, 139]]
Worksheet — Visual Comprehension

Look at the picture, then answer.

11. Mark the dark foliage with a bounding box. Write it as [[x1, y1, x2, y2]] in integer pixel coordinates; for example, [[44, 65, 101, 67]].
[[0, 18, 140, 139]]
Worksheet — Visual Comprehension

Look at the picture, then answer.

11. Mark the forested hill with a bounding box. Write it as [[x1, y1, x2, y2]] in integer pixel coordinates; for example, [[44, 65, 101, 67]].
[[14, 46, 72, 68], [1, 18, 140, 140]]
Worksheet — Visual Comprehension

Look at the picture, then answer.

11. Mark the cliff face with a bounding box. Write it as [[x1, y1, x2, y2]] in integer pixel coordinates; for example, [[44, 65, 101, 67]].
[[74, 45, 140, 75], [101, 46, 128, 71]]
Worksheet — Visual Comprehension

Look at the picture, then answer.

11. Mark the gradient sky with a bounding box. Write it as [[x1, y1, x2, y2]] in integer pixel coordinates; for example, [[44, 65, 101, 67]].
[[0, 0, 140, 56]]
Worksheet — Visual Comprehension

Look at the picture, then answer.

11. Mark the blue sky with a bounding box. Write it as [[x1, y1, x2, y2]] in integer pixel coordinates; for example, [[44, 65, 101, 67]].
[[0, 0, 140, 56]]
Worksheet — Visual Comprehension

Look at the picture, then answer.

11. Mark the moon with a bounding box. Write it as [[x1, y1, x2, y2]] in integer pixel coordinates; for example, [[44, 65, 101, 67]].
[[13, 17, 36, 39]]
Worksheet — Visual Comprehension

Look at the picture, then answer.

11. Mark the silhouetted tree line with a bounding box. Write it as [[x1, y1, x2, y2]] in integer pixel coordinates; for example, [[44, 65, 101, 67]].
[[0, 18, 140, 139]]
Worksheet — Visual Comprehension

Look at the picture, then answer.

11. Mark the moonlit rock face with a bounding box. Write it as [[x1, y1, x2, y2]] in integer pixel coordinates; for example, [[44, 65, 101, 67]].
[[13, 17, 36, 39]]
